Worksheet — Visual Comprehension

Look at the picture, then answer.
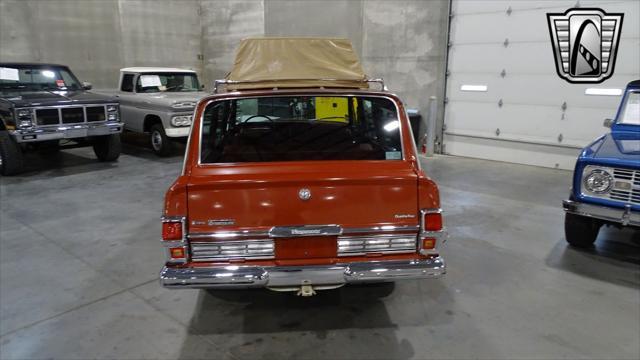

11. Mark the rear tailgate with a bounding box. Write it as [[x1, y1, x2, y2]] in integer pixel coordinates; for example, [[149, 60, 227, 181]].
[[187, 161, 418, 232]]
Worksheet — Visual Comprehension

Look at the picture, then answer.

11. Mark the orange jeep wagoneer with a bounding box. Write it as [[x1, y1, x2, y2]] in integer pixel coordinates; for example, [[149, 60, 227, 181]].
[[159, 38, 446, 295]]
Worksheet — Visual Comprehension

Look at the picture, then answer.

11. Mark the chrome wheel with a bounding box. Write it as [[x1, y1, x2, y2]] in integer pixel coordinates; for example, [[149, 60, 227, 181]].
[[151, 130, 163, 151]]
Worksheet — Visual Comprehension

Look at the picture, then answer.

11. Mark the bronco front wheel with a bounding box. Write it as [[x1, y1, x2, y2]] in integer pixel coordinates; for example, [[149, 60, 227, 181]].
[[565, 212, 601, 248]]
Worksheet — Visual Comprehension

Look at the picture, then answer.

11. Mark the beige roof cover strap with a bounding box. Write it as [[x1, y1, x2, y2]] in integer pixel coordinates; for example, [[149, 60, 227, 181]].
[[226, 37, 369, 90]]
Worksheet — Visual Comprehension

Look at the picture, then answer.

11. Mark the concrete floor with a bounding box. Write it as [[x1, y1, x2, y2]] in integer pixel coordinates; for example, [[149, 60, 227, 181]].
[[1, 138, 639, 360]]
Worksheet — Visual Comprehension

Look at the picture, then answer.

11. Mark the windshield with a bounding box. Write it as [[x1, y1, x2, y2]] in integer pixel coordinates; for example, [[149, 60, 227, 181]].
[[618, 92, 639, 126], [0, 65, 82, 91], [136, 73, 200, 93], [200, 95, 403, 163]]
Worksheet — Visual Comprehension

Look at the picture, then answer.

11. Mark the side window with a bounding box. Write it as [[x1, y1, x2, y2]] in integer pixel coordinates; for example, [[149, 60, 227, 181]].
[[120, 74, 134, 92], [201, 102, 229, 162]]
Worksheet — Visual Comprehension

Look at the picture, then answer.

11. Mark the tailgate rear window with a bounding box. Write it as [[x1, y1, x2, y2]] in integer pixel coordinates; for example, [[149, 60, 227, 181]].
[[200, 96, 402, 163]]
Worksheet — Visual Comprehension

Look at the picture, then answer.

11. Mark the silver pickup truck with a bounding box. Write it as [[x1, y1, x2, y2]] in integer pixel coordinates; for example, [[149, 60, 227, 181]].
[[109, 67, 207, 156]]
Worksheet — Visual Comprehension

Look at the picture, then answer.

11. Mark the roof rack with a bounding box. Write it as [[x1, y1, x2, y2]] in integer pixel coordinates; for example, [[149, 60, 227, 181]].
[[212, 78, 386, 94]]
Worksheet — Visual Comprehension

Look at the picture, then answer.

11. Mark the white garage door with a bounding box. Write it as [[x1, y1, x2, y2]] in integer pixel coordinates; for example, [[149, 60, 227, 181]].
[[443, 0, 640, 169]]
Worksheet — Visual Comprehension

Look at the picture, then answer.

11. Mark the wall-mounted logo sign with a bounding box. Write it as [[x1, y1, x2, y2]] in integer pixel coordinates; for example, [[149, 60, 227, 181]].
[[547, 8, 623, 83]]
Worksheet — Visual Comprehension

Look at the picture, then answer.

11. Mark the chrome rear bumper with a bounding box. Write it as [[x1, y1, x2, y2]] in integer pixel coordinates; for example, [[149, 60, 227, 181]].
[[160, 257, 445, 289], [563, 200, 639, 227]]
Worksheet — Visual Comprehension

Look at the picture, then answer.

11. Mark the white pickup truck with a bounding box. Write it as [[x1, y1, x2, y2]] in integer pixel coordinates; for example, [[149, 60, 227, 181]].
[[107, 67, 207, 156]]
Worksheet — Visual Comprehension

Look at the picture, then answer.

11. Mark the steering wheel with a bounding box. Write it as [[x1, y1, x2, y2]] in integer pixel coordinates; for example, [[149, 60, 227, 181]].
[[243, 115, 274, 123]]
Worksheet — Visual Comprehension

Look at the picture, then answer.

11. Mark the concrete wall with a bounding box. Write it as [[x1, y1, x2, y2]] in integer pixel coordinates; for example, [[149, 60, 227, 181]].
[[0, 0, 449, 131]]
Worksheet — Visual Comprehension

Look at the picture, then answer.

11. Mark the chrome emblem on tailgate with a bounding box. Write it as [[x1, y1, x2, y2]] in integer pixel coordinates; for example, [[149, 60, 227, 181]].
[[269, 225, 342, 238], [298, 188, 312, 201]]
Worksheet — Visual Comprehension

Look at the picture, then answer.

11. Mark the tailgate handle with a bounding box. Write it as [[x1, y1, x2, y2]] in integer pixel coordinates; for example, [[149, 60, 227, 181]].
[[269, 225, 342, 238]]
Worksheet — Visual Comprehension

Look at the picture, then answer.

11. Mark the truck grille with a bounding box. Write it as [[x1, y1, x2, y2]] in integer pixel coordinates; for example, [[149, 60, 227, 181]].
[[190, 240, 275, 261], [609, 168, 640, 205], [35, 105, 107, 126], [337, 234, 417, 256]]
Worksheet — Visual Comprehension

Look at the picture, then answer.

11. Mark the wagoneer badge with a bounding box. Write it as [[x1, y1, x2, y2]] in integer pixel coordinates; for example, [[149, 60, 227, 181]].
[[298, 188, 311, 201]]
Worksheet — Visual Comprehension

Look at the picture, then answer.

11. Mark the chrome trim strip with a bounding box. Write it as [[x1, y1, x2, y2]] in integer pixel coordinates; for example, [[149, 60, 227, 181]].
[[187, 224, 420, 240], [269, 225, 342, 238], [342, 224, 419, 234], [563, 200, 640, 226], [160, 257, 445, 289]]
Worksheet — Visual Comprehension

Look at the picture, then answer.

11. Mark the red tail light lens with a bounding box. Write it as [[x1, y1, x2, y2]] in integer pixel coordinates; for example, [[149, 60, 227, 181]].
[[162, 221, 183, 241], [424, 212, 443, 231]]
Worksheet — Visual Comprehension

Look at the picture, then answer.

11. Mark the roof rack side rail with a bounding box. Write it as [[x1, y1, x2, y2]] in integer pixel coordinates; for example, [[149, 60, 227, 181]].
[[212, 78, 386, 94]]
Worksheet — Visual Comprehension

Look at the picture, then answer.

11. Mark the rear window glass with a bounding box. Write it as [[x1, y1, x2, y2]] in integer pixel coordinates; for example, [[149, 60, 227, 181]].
[[200, 96, 402, 163]]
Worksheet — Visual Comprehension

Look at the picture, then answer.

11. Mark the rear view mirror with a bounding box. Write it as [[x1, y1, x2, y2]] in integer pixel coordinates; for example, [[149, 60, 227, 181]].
[[82, 81, 92, 90], [603, 118, 613, 128]]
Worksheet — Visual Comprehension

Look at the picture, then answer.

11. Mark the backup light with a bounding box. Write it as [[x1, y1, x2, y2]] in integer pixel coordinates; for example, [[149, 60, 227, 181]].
[[169, 247, 185, 259], [422, 238, 435, 250]]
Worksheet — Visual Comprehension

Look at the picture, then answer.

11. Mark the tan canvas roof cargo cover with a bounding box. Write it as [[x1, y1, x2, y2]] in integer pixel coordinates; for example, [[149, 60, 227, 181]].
[[225, 37, 370, 90]]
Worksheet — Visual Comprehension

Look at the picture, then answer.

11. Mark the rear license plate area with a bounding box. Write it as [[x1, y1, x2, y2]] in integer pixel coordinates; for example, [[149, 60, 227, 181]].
[[275, 236, 337, 259]]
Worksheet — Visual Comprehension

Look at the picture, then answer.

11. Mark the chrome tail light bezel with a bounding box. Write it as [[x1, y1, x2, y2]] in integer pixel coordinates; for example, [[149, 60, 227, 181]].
[[161, 215, 188, 264], [419, 208, 447, 255]]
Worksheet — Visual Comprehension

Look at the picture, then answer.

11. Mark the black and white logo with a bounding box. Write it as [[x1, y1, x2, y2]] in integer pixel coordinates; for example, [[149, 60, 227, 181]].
[[547, 8, 623, 83]]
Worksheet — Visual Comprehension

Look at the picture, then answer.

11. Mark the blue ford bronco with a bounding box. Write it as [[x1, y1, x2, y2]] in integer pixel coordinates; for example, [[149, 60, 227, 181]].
[[563, 80, 640, 247]]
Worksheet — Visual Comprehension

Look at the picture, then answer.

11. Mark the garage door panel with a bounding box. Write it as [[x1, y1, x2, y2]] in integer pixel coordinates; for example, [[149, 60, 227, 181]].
[[444, 133, 581, 169], [451, 7, 561, 44], [447, 73, 628, 112], [452, 0, 576, 15], [448, 38, 639, 75], [445, 0, 639, 169], [446, 101, 616, 147]]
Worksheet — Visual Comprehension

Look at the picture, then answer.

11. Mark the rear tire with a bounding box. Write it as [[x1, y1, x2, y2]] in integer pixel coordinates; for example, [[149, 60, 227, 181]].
[[92, 134, 121, 162], [565, 212, 601, 248], [150, 123, 173, 157], [0, 131, 24, 176]]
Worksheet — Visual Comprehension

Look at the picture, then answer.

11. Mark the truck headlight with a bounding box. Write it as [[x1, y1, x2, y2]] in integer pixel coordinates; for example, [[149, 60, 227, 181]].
[[171, 115, 192, 127], [106, 104, 119, 121], [15, 108, 33, 128], [17, 109, 32, 118], [582, 166, 614, 194]]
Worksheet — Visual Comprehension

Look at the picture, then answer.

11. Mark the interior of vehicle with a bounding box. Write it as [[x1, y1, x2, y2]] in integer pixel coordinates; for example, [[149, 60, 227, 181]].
[[200, 95, 403, 163]]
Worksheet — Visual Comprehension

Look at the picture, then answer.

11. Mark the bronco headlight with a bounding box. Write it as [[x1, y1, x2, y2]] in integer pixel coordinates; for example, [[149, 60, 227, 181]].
[[582, 166, 614, 194], [171, 115, 192, 127]]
